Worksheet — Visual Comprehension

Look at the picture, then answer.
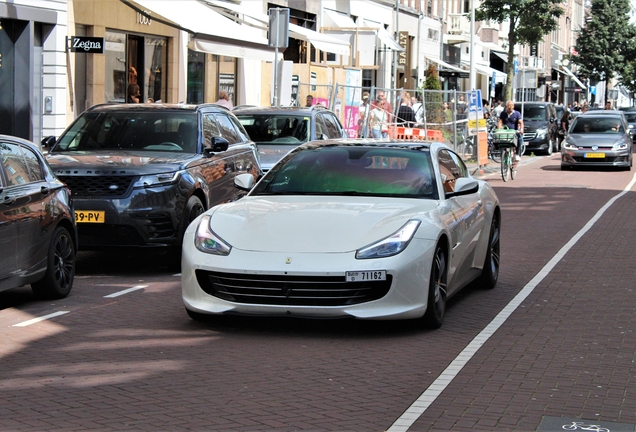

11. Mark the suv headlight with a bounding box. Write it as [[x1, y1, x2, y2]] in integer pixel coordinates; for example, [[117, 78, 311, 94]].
[[535, 127, 548, 138], [133, 171, 182, 188], [613, 141, 629, 150], [194, 214, 232, 255], [356, 220, 420, 259]]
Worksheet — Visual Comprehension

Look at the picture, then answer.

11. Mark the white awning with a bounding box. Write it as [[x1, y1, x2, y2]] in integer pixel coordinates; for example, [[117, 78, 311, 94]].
[[129, 0, 268, 45], [359, 19, 404, 51], [462, 62, 507, 84], [561, 65, 587, 90], [189, 38, 274, 61], [323, 8, 357, 28], [425, 56, 464, 73], [203, 0, 350, 56], [493, 52, 508, 63]]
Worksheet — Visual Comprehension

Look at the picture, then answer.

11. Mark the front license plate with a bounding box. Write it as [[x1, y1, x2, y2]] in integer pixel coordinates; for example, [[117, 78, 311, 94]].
[[75, 210, 105, 223], [346, 270, 386, 282], [584, 152, 605, 158]]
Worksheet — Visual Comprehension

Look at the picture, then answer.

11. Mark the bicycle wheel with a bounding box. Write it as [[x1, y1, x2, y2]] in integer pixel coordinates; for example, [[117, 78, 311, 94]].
[[501, 149, 510, 182], [490, 147, 501, 163]]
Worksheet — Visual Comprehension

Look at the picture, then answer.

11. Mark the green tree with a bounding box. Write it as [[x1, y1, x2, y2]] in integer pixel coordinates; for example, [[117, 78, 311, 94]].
[[423, 64, 443, 125], [574, 0, 633, 99], [476, 0, 565, 100]]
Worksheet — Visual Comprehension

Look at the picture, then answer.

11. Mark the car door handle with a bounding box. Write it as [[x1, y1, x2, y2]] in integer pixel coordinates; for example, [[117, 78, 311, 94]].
[[477, 199, 483, 206], [2, 196, 15, 205], [40, 186, 50, 195]]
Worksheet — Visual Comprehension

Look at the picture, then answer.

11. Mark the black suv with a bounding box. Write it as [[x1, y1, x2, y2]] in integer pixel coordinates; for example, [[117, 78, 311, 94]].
[[233, 105, 347, 171], [44, 103, 261, 263], [515, 102, 559, 155]]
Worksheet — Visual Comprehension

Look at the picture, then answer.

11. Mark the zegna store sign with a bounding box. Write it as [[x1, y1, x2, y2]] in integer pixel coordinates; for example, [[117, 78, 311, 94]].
[[69, 36, 105, 54]]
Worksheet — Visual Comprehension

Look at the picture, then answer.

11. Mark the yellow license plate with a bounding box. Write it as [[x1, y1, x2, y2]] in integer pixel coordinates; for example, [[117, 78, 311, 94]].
[[75, 210, 105, 223], [584, 152, 605, 158]]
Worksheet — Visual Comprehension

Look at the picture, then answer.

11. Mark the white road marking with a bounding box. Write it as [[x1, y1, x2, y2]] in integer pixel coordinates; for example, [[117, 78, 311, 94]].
[[388, 172, 636, 432], [103, 285, 147, 298], [12, 311, 70, 327]]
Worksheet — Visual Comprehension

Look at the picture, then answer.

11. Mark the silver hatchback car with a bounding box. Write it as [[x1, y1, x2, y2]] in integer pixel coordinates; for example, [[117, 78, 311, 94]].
[[561, 112, 633, 170]]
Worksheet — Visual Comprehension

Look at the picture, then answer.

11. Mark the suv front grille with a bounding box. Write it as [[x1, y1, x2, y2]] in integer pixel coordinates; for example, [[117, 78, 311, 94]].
[[58, 176, 135, 198], [195, 270, 392, 307]]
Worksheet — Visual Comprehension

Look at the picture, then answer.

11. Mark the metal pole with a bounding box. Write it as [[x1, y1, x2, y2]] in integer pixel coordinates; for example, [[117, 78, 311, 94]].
[[273, 9, 279, 107], [393, 0, 399, 90], [469, 0, 476, 91]]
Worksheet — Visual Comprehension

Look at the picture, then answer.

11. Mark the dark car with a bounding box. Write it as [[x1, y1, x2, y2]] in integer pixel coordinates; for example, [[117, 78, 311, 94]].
[[619, 107, 636, 142], [0, 135, 77, 298], [44, 103, 261, 264], [561, 112, 632, 170], [515, 102, 558, 155], [233, 105, 347, 171]]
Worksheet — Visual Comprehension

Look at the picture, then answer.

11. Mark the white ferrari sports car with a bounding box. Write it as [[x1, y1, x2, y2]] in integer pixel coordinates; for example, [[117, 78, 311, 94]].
[[182, 139, 500, 329]]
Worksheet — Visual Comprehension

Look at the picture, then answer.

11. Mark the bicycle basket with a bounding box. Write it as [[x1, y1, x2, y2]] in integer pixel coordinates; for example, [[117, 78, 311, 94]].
[[492, 129, 516, 149]]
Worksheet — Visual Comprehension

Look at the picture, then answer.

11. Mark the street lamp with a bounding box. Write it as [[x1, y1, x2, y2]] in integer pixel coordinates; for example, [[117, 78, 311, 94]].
[[469, 0, 476, 91]]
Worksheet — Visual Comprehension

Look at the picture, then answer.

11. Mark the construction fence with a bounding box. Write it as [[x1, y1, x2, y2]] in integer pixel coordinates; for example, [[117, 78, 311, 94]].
[[291, 83, 487, 163]]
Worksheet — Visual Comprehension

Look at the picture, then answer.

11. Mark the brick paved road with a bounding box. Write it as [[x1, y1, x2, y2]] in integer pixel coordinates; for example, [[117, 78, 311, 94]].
[[0, 154, 635, 431]]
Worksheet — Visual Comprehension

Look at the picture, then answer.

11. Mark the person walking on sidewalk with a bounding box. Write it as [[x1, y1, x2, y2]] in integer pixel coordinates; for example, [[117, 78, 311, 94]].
[[498, 100, 524, 161]]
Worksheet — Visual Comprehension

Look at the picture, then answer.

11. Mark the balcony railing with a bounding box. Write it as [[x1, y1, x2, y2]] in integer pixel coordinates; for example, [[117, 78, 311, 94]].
[[447, 13, 470, 35]]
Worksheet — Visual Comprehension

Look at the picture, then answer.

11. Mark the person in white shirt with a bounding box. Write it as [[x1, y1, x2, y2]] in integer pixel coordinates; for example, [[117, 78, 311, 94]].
[[411, 95, 424, 125], [215, 91, 233, 109]]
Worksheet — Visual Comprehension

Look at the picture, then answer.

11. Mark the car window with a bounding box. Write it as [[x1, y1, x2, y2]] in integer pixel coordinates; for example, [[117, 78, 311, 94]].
[[0, 143, 30, 186], [319, 113, 344, 138], [251, 146, 438, 199], [202, 113, 222, 148], [572, 118, 623, 133], [214, 114, 241, 144], [228, 115, 250, 142], [237, 114, 310, 145], [314, 116, 328, 138], [52, 111, 198, 152], [438, 149, 467, 194], [516, 105, 546, 121], [21, 146, 44, 182]]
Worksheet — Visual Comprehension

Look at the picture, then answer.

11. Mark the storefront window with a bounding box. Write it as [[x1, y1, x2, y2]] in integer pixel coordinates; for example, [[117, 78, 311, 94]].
[[104, 31, 166, 103], [104, 31, 127, 103], [187, 49, 205, 104]]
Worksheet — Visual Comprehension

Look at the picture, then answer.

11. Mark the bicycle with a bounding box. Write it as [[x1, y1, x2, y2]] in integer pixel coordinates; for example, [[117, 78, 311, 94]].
[[492, 128, 519, 182]]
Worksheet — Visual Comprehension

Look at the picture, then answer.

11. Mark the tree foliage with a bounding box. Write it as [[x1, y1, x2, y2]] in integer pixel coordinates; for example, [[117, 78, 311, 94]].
[[476, 0, 565, 100], [574, 0, 633, 95], [423, 64, 444, 125]]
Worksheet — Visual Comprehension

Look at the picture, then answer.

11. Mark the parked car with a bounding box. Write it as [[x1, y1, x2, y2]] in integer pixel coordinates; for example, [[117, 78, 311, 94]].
[[561, 112, 633, 170], [0, 135, 77, 298], [515, 102, 559, 155], [618, 107, 636, 142], [233, 105, 347, 171], [44, 103, 261, 265], [182, 139, 501, 329]]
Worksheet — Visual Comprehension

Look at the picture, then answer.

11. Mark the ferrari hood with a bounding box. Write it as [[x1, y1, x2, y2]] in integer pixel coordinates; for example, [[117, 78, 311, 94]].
[[209, 196, 439, 253]]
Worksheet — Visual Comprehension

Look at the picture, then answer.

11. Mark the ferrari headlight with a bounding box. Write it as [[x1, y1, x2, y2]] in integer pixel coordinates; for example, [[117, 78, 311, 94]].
[[133, 171, 182, 188], [356, 220, 421, 259], [194, 214, 232, 255]]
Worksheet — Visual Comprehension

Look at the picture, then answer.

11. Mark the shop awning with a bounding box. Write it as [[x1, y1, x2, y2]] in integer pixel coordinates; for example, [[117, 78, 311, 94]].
[[462, 62, 507, 83], [425, 56, 465, 73], [358, 19, 404, 51], [203, 0, 350, 56], [561, 65, 587, 89], [123, 0, 276, 60], [493, 52, 508, 63]]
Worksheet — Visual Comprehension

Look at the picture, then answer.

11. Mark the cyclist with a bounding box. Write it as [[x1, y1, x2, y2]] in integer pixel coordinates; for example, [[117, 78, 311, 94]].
[[498, 100, 524, 161]]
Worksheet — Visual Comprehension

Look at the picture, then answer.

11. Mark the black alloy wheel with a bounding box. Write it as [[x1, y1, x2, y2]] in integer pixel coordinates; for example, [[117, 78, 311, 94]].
[[478, 212, 500, 289], [31, 226, 76, 299], [423, 245, 447, 329]]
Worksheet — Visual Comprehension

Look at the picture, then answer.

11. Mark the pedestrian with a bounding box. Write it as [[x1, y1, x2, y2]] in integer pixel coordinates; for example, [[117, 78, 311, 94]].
[[493, 100, 504, 117], [370, 98, 389, 138], [605, 100, 613, 110], [376, 90, 392, 123], [411, 94, 424, 125], [306, 95, 314, 107], [559, 108, 570, 147], [357, 91, 370, 137], [456, 94, 468, 120], [443, 102, 453, 123], [581, 101, 589, 113], [396, 92, 416, 127], [127, 83, 140, 103], [215, 90, 233, 109]]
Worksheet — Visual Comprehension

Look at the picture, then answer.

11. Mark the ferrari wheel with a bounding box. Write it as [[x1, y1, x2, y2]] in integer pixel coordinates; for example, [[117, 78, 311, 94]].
[[478, 212, 500, 289], [423, 245, 447, 329]]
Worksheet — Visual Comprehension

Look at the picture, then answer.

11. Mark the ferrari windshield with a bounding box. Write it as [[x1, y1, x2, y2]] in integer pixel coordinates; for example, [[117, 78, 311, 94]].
[[51, 111, 199, 153], [237, 114, 310, 145], [252, 145, 438, 199]]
